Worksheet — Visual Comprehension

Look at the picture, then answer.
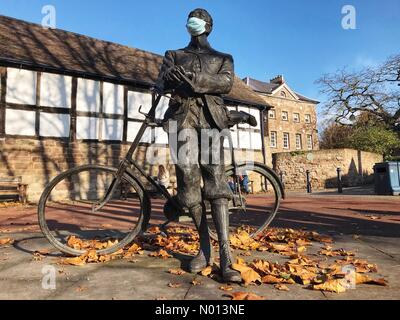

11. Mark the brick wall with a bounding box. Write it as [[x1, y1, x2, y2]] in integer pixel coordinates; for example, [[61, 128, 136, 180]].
[[272, 148, 383, 191], [0, 137, 266, 202]]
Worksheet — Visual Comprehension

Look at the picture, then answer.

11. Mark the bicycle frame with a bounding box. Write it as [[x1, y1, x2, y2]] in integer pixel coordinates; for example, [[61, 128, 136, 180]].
[[92, 91, 245, 216]]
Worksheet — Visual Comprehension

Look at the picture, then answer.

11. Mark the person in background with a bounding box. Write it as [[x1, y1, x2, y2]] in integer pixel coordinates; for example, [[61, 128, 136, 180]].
[[239, 172, 250, 194]]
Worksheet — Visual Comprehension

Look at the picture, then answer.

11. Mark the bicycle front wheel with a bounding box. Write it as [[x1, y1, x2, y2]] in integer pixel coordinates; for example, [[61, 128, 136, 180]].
[[207, 162, 283, 240], [38, 165, 149, 256]]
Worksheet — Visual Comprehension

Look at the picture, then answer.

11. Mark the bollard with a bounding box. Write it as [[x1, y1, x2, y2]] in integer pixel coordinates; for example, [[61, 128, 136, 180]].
[[306, 170, 312, 193], [279, 171, 285, 189], [337, 168, 343, 194]]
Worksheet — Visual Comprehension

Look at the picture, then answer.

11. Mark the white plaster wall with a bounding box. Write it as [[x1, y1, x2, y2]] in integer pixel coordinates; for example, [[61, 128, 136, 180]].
[[76, 79, 100, 112], [238, 130, 251, 149], [103, 82, 124, 115], [155, 95, 170, 120], [5, 109, 36, 136], [154, 127, 168, 144], [40, 73, 72, 108], [127, 91, 152, 120], [6, 68, 37, 105], [76, 116, 99, 140], [251, 132, 262, 150], [40, 112, 70, 137], [249, 107, 261, 130], [102, 118, 123, 141], [127, 121, 152, 143]]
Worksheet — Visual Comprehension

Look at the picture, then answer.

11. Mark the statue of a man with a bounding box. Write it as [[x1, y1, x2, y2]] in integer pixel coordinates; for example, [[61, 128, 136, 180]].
[[156, 8, 241, 282]]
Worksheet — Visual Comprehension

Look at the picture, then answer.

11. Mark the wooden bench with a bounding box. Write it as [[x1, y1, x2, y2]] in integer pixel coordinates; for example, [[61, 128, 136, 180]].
[[0, 177, 28, 204]]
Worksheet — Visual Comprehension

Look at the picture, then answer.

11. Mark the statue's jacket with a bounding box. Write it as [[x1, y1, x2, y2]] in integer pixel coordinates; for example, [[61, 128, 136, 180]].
[[156, 46, 234, 131]]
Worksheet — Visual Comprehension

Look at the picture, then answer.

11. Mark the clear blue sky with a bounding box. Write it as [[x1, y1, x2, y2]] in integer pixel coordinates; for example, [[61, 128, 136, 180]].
[[1, 0, 399, 109]]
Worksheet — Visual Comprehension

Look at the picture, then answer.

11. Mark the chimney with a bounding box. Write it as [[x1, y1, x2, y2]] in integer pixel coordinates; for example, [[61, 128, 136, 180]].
[[270, 75, 285, 85]]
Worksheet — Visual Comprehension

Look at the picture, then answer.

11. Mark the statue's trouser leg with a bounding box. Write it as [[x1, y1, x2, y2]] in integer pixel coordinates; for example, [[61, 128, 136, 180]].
[[188, 204, 212, 272], [200, 135, 240, 283], [210, 198, 241, 283]]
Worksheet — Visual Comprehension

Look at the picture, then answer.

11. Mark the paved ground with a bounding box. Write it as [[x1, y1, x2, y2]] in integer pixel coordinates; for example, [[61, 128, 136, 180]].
[[0, 190, 399, 300]]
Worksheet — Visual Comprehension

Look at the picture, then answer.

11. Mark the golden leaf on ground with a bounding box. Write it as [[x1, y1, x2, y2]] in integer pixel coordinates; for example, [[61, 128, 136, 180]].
[[356, 273, 388, 286], [219, 285, 234, 291], [149, 249, 172, 259], [85, 250, 98, 263], [230, 230, 260, 250], [296, 239, 311, 247], [32, 252, 45, 261], [274, 284, 290, 291], [168, 282, 182, 288], [200, 266, 213, 277], [168, 269, 186, 275], [297, 246, 306, 253], [67, 236, 83, 250], [0, 238, 14, 246], [226, 292, 265, 300], [313, 279, 347, 293], [251, 259, 271, 275], [75, 286, 87, 292], [126, 243, 143, 254], [261, 275, 283, 284], [60, 256, 86, 266], [191, 279, 202, 286], [35, 249, 50, 255], [232, 263, 261, 285]]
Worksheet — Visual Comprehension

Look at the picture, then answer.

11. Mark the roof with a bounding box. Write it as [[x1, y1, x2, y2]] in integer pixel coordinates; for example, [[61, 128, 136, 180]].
[[0, 15, 267, 107], [244, 76, 319, 104]]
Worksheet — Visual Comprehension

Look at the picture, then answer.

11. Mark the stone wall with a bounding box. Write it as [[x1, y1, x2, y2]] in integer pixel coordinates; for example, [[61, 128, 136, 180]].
[[272, 148, 383, 191], [0, 137, 266, 202]]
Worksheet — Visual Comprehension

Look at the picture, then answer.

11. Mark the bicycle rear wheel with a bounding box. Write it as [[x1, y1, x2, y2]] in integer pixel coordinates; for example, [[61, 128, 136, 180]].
[[38, 165, 149, 256], [207, 163, 283, 240]]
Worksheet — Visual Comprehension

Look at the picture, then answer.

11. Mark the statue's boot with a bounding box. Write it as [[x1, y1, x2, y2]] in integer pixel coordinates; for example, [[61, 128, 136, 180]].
[[188, 204, 212, 273], [211, 199, 242, 283]]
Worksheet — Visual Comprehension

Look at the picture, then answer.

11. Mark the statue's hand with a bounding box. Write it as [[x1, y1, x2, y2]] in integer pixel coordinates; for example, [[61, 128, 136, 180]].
[[164, 66, 183, 83]]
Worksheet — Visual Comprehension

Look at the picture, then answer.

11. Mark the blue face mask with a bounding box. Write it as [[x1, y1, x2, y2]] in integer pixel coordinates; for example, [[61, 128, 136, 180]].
[[186, 17, 207, 36]]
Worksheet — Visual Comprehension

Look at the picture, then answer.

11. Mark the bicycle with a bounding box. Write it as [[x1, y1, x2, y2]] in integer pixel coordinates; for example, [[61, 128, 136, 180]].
[[37, 92, 285, 257]]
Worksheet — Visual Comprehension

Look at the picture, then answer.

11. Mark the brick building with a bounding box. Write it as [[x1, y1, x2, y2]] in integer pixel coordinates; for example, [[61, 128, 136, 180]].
[[244, 75, 319, 162]]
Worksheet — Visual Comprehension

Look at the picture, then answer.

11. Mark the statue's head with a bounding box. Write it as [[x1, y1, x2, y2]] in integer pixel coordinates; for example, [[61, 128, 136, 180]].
[[186, 8, 213, 37]]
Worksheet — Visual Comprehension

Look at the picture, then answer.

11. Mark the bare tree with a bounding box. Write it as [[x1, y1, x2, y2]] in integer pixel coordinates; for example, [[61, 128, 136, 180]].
[[317, 55, 400, 132]]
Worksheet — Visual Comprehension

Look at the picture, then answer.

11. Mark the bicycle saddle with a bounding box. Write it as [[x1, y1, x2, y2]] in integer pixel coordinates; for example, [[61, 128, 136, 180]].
[[227, 110, 257, 128]]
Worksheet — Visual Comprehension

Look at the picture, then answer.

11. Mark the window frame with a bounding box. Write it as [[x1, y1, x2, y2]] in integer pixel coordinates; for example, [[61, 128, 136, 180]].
[[283, 132, 290, 149], [281, 111, 289, 121], [307, 134, 313, 150], [293, 113, 300, 123], [295, 133, 302, 150], [305, 114, 311, 124], [268, 109, 276, 119], [270, 131, 277, 148]]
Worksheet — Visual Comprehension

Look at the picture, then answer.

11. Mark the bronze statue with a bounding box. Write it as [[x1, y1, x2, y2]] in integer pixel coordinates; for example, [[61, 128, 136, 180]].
[[155, 8, 252, 283]]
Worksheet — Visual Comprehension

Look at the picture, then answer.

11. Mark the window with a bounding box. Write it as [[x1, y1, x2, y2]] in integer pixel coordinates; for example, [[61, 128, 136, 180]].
[[307, 135, 313, 150], [283, 132, 290, 149], [282, 111, 289, 121], [293, 113, 300, 123], [270, 131, 277, 148], [295, 134, 302, 150], [40, 73, 72, 109], [305, 114, 311, 124], [280, 91, 287, 98], [268, 109, 276, 119], [6, 68, 37, 105], [76, 78, 101, 112]]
